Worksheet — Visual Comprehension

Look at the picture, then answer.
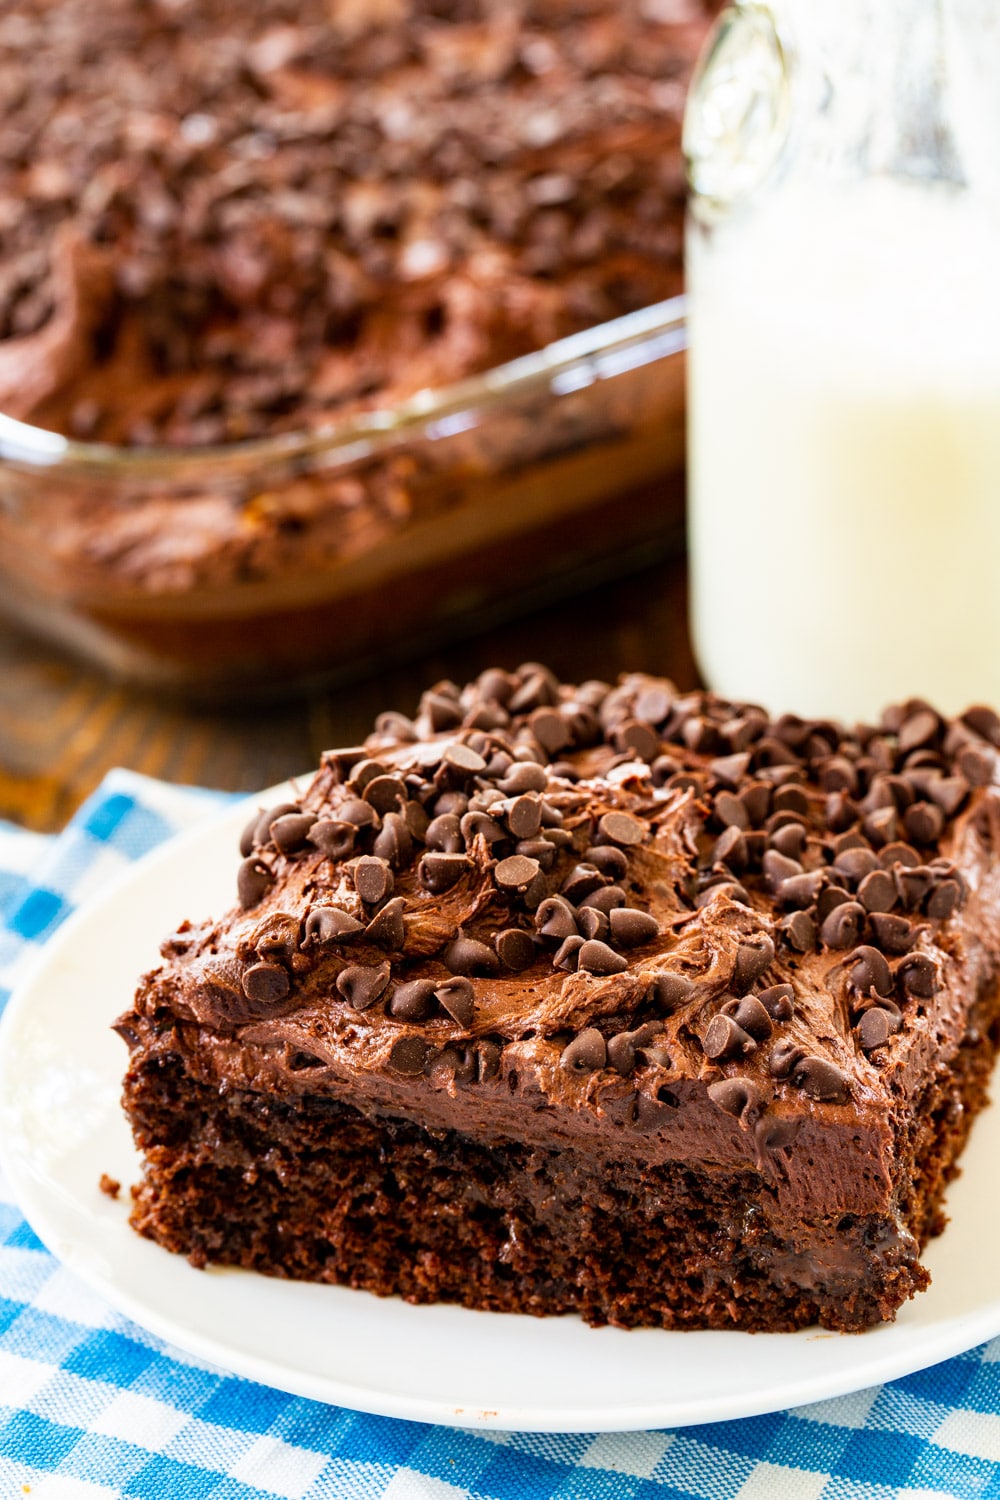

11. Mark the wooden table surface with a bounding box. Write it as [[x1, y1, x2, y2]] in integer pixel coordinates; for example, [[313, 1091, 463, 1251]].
[[0, 553, 697, 834]]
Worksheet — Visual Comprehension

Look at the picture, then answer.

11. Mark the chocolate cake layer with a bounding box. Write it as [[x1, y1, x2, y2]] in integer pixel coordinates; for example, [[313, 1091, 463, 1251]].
[[118, 671, 1000, 1330]]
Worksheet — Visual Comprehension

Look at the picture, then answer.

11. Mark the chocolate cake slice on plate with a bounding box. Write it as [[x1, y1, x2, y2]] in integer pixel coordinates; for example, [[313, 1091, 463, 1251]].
[[116, 669, 1000, 1331]]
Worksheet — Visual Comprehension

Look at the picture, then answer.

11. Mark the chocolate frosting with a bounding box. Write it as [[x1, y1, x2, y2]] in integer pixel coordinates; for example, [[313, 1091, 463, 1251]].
[[122, 670, 1000, 1264]]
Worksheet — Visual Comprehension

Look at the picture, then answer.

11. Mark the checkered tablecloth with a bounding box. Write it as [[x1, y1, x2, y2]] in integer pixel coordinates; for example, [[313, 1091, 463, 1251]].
[[2, 771, 1000, 1499]]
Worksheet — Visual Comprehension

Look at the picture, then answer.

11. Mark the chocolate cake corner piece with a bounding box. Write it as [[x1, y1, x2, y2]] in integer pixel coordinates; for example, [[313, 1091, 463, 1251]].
[[118, 675, 1000, 1331]]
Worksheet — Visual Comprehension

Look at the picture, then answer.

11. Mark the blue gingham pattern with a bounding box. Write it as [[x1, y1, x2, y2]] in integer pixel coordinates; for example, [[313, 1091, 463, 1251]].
[[2, 772, 1000, 1499]]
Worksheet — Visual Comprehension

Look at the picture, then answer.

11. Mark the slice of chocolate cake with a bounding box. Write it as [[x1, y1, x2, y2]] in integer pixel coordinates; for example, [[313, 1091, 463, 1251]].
[[116, 671, 1000, 1332]]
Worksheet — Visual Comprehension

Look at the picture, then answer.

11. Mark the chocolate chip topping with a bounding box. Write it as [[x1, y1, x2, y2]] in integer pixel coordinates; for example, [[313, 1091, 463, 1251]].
[[241, 962, 290, 1006], [192, 671, 1000, 1142], [597, 812, 646, 847], [336, 963, 391, 1012], [354, 856, 394, 906], [560, 1029, 607, 1074], [389, 1037, 433, 1077]]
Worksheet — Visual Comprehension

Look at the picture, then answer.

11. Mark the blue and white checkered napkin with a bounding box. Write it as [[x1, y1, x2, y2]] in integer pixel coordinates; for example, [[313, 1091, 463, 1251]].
[[2, 771, 1000, 1499]]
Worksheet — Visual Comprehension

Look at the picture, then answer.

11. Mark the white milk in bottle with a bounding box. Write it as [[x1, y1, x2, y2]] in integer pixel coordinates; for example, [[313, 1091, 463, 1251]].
[[684, 0, 1000, 723]]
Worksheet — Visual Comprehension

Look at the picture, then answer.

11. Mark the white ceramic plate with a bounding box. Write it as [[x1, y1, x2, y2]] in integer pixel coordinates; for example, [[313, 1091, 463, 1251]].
[[1, 783, 999, 1433]]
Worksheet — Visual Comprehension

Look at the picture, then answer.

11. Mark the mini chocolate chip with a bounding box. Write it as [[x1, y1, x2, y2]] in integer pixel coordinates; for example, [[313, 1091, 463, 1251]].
[[864, 807, 899, 846], [425, 814, 464, 853], [444, 743, 488, 775], [363, 775, 408, 815], [879, 841, 921, 868], [354, 856, 394, 906], [389, 979, 437, 1020], [435, 976, 476, 1026], [608, 907, 659, 947], [444, 937, 499, 977], [597, 811, 646, 847], [578, 907, 610, 942], [703, 1014, 756, 1062], [820, 756, 859, 794], [857, 1006, 900, 1051], [641, 1045, 673, 1069], [769, 1038, 806, 1078], [607, 1031, 637, 1074], [577, 939, 629, 975], [633, 685, 674, 724], [820, 901, 865, 949], [793, 1055, 851, 1103], [833, 847, 880, 884], [707, 1076, 764, 1124], [714, 791, 750, 831], [389, 1036, 432, 1075], [535, 896, 579, 942], [897, 952, 938, 997], [337, 962, 391, 1011], [553, 935, 585, 970], [825, 791, 859, 832], [708, 751, 752, 789], [254, 803, 299, 846], [505, 794, 543, 840], [348, 759, 389, 793], [780, 910, 817, 951], [858, 869, 897, 913], [732, 935, 775, 991], [561, 863, 605, 902], [740, 782, 772, 826], [651, 972, 694, 1011], [963, 705, 1000, 744], [847, 944, 894, 996], [815, 888, 850, 926], [779, 870, 826, 908], [418, 852, 471, 893], [614, 718, 660, 761], [309, 819, 356, 861], [769, 822, 806, 860], [763, 849, 802, 889], [584, 846, 629, 881], [435, 791, 469, 817], [896, 866, 934, 909], [561, 1028, 607, 1073], [927, 878, 961, 920], [237, 858, 273, 909], [495, 927, 536, 970], [241, 962, 289, 1005], [758, 983, 794, 1021], [365, 897, 407, 950], [338, 798, 380, 830], [239, 814, 260, 858], [898, 708, 940, 754], [461, 812, 506, 848], [713, 825, 748, 871], [722, 994, 773, 1041], [270, 813, 315, 855], [373, 812, 413, 868], [301, 906, 365, 947], [773, 785, 809, 815], [868, 912, 916, 954], [578, 884, 627, 914], [530, 707, 572, 754], [905, 801, 945, 846], [927, 775, 970, 816], [498, 762, 548, 795], [957, 745, 993, 786], [495, 854, 542, 891]]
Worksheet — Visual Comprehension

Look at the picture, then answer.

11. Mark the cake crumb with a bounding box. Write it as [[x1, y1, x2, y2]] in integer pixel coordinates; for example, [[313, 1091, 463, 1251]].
[[99, 1173, 121, 1199]]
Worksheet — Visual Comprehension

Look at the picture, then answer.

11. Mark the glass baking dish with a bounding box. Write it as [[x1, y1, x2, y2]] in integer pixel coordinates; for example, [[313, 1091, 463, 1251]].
[[0, 296, 686, 699]]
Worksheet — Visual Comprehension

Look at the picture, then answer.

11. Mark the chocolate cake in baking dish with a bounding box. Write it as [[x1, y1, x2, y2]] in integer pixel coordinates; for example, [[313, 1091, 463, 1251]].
[[116, 669, 1000, 1331]]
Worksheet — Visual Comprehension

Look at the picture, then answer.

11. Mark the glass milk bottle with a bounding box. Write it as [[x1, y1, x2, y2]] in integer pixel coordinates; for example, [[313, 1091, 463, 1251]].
[[685, 0, 1000, 723]]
